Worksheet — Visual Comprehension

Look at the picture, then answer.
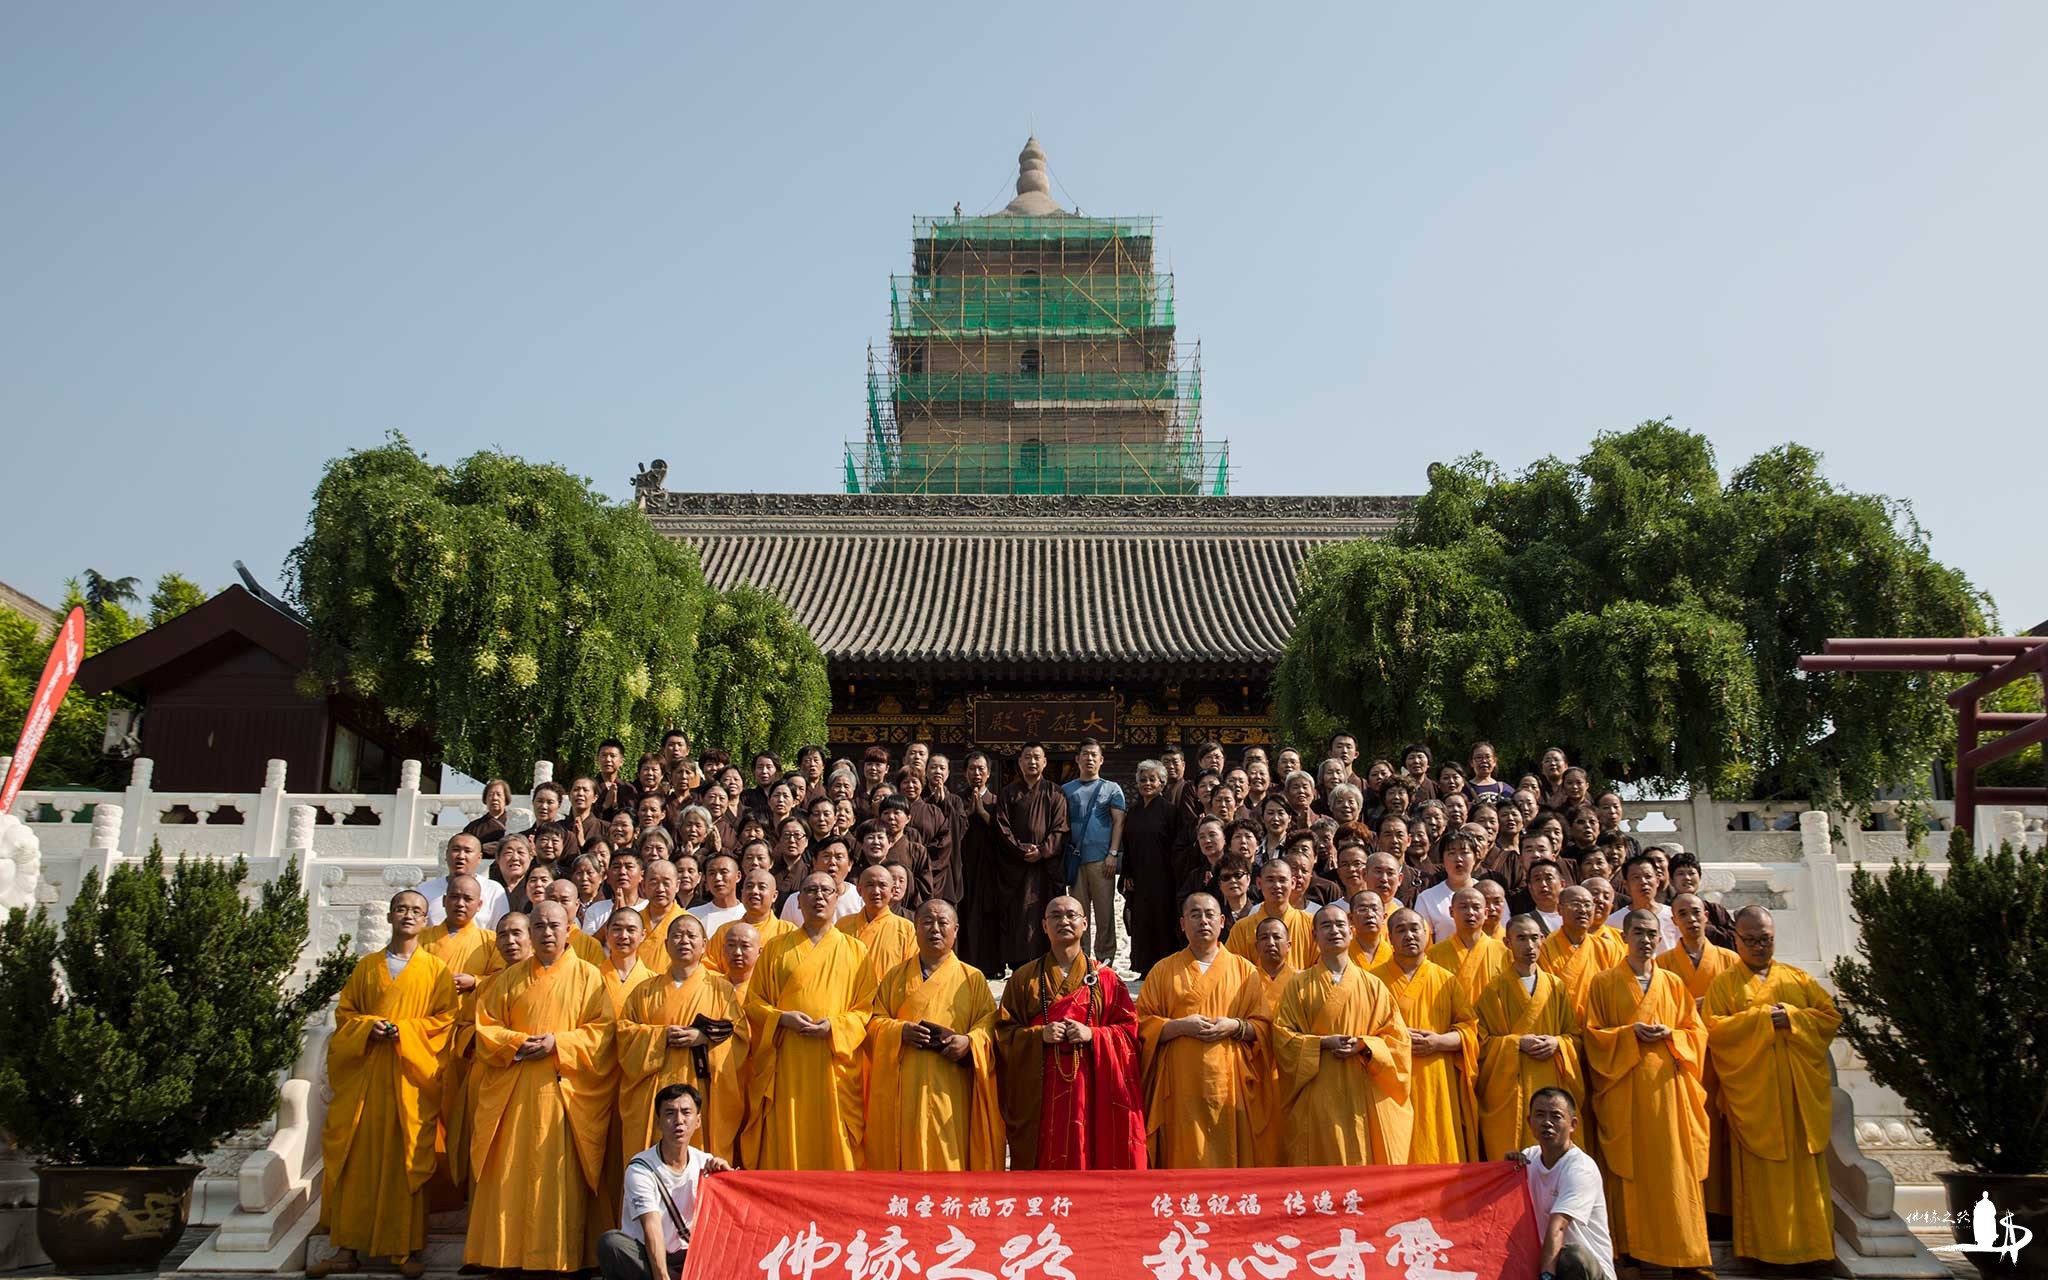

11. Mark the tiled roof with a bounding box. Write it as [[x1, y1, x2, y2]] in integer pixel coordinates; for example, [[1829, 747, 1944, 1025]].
[[649, 493, 1410, 674]]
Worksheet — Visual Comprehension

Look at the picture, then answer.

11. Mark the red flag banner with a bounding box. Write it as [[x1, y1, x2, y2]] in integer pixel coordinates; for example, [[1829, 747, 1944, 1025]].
[[682, 1161, 1538, 1279], [1, 606, 86, 817]]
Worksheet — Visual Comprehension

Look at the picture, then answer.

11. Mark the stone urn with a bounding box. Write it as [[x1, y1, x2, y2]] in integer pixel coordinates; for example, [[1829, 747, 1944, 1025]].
[[1938, 1170, 2048, 1279], [34, 1164, 201, 1274]]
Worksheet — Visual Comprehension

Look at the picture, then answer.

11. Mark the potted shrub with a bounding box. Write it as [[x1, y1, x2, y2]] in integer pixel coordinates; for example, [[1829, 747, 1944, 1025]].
[[1833, 828, 2048, 1278], [0, 844, 350, 1272]]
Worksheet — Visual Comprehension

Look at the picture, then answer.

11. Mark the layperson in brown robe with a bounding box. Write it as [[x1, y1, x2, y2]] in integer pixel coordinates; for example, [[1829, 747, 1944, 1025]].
[[955, 752, 1002, 974], [895, 769, 957, 904], [989, 743, 1070, 973]]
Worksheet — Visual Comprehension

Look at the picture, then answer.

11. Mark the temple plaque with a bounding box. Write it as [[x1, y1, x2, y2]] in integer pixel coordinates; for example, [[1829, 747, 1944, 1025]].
[[970, 698, 1117, 749]]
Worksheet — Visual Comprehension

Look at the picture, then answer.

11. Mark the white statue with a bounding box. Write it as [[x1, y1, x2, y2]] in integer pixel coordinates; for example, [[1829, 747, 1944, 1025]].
[[0, 812, 42, 913]]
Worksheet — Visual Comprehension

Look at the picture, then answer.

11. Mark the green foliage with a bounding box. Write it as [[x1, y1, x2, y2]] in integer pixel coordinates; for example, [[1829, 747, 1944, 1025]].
[[1832, 829, 2048, 1174], [1275, 422, 1988, 799], [693, 585, 832, 761], [147, 573, 209, 628], [0, 844, 352, 1165], [0, 574, 205, 790], [286, 436, 831, 779]]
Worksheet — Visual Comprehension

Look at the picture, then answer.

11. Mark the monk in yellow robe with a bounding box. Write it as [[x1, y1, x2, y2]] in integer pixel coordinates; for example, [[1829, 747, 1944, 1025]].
[[632, 860, 687, 972], [720, 920, 761, 1000], [1704, 906, 1840, 1269], [600, 908, 659, 1013], [547, 879, 609, 968], [1366, 851, 1432, 946], [1226, 860, 1318, 969], [865, 899, 1004, 1171], [1271, 903, 1413, 1166], [313, 891, 455, 1279], [1583, 908, 1713, 1279], [1427, 885, 1510, 1006], [1137, 893, 1263, 1168], [1345, 890, 1392, 968], [708, 867, 793, 974], [1474, 914, 1585, 1160], [1477, 877, 1509, 939], [741, 872, 878, 1170], [617, 913, 750, 1165], [1580, 876, 1629, 955], [1373, 908, 1478, 1163], [839, 863, 916, 982], [1540, 885, 1625, 1017], [1660, 891, 1740, 1216], [1244, 916, 1296, 1168], [465, 901, 616, 1275], [419, 874, 499, 1199]]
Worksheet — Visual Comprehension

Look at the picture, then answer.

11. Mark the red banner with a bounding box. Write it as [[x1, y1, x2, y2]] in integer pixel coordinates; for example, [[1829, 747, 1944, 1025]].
[[1, 606, 85, 817], [683, 1162, 1538, 1279]]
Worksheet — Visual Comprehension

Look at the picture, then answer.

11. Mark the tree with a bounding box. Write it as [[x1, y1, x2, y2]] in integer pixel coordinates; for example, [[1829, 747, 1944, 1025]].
[[1275, 422, 1987, 801], [0, 844, 352, 1165], [286, 436, 830, 780], [0, 573, 207, 791], [80, 570, 140, 617], [1831, 829, 2048, 1175], [146, 573, 208, 628], [693, 585, 832, 761]]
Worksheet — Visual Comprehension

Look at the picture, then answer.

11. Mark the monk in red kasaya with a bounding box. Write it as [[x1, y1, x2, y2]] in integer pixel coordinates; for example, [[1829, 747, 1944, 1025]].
[[995, 894, 1145, 1170]]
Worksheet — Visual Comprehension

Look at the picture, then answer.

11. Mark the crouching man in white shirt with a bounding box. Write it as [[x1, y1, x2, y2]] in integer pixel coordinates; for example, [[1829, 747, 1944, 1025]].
[[1508, 1087, 1617, 1280], [598, 1083, 732, 1280]]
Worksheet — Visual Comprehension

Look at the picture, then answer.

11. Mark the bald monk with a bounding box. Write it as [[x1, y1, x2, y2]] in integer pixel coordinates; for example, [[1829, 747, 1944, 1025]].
[[547, 879, 608, 967], [1583, 909, 1714, 1280], [1373, 907, 1479, 1163], [600, 908, 658, 1013], [1541, 885, 1625, 1017], [313, 891, 456, 1279], [1474, 914, 1585, 1159], [708, 867, 792, 974], [839, 863, 917, 982], [720, 922, 761, 1000], [1660, 891, 1740, 1217], [1137, 893, 1263, 1168], [1346, 890, 1392, 968], [1580, 876, 1627, 952], [1225, 860, 1317, 969], [1704, 907, 1841, 1270], [1365, 851, 1429, 944], [1428, 885, 1510, 1006], [865, 900, 1004, 1171], [995, 894, 1145, 1170], [741, 872, 878, 1170], [1477, 878, 1509, 938], [420, 875, 500, 1199], [617, 914, 749, 1165], [631, 861, 686, 971], [465, 900, 616, 1276], [1245, 915, 1297, 1167], [1271, 904, 1413, 1166]]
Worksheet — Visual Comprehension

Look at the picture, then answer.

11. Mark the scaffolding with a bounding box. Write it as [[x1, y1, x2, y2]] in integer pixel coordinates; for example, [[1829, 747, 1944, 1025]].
[[849, 211, 1223, 497]]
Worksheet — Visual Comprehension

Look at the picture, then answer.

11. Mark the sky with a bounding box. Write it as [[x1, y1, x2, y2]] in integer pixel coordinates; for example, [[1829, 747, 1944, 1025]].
[[3, 4, 2044, 629]]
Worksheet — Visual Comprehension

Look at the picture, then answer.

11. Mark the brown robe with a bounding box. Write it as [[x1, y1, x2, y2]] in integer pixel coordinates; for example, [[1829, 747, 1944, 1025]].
[[990, 778, 1070, 972]]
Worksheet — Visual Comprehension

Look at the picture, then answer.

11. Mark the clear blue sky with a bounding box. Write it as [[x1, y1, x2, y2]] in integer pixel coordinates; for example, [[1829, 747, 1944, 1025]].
[[4, 4, 2043, 629]]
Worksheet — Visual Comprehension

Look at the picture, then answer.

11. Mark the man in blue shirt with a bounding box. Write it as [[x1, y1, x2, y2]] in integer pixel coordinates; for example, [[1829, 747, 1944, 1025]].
[[1062, 738, 1127, 969]]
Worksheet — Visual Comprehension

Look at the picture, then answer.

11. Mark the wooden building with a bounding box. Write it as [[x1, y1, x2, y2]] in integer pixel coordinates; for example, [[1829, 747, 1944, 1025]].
[[76, 585, 433, 793], [647, 491, 1406, 778]]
